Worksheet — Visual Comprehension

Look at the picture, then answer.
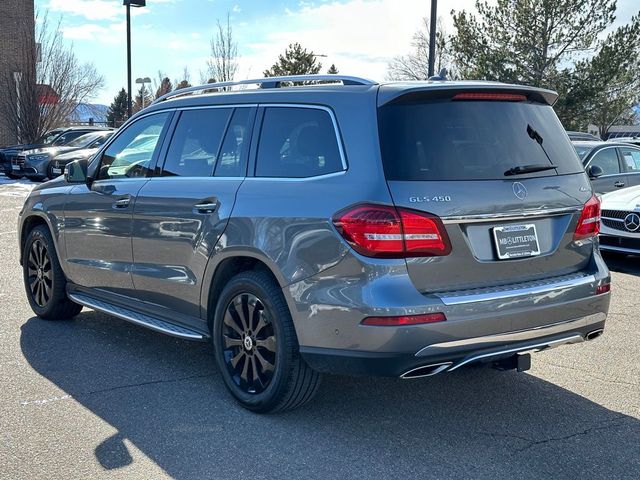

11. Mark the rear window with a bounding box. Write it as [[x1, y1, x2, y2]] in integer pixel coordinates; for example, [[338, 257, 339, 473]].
[[379, 99, 584, 181]]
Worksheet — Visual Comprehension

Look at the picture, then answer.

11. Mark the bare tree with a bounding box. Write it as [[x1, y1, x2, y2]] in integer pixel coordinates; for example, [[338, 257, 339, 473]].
[[205, 13, 239, 85], [153, 70, 173, 99], [387, 18, 457, 81], [0, 12, 104, 143]]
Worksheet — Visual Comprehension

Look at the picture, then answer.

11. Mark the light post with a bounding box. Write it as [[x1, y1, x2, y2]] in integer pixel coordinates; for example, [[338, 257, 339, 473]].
[[428, 0, 437, 77], [135, 77, 151, 109], [123, 1, 146, 118]]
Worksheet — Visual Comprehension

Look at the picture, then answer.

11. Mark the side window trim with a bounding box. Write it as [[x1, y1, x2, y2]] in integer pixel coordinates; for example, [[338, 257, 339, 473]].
[[92, 110, 174, 183], [250, 103, 348, 179]]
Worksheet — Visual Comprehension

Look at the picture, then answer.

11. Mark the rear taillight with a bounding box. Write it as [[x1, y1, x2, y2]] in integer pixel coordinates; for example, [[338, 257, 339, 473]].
[[361, 313, 446, 326], [332, 204, 451, 258], [595, 283, 610, 295], [574, 195, 601, 241]]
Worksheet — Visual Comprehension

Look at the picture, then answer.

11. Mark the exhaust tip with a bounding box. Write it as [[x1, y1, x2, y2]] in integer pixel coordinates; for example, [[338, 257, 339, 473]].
[[400, 362, 452, 379], [586, 328, 604, 341]]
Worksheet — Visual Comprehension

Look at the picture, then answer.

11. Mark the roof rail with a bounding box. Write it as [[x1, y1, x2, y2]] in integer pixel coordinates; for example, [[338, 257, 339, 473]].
[[152, 74, 377, 105]]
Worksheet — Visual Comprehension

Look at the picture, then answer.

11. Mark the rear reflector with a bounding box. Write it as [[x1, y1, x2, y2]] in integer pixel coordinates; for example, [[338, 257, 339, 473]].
[[452, 92, 527, 102], [574, 195, 601, 241], [595, 283, 610, 295], [361, 313, 446, 326], [332, 204, 451, 258]]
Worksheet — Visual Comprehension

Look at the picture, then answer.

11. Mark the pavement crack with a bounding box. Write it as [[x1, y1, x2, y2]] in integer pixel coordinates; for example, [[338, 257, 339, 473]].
[[513, 416, 631, 453], [20, 373, 214, 407]]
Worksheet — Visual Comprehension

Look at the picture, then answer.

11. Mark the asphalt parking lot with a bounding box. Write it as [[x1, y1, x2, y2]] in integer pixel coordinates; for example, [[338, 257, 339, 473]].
[[0, 177, 638, 480]]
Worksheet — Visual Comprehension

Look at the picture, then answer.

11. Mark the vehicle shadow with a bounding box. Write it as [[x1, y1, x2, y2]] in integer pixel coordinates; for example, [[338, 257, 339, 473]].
[[602, 251, 640, 275], [20, 311, 639, 480]]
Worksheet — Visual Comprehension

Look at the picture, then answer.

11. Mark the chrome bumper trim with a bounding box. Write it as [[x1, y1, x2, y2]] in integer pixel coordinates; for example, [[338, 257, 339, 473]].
[[415, 312, 605, 358], [448, 334, 584, 371], [435, 273, 596, 306]]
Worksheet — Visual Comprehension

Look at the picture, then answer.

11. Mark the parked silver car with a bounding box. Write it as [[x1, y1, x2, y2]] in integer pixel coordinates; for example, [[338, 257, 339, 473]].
[[18, 75, 610, 412]]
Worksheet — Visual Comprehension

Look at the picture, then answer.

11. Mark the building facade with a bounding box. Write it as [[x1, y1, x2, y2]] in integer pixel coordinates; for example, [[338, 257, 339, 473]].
[[0, 0, 35, 146]]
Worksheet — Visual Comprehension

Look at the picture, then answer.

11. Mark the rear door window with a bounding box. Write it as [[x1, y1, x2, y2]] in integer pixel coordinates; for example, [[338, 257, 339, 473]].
[[378, 99, 584, 181], [214, 108, 252, 177], [255, 107, 343, 178], [162, 108, 231, 177], [589, 148, 621, 175], [620, 147, 640, 172]]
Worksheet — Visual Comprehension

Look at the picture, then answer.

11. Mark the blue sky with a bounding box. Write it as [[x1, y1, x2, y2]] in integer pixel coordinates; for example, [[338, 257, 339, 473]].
[[37, 0, 639, 106]]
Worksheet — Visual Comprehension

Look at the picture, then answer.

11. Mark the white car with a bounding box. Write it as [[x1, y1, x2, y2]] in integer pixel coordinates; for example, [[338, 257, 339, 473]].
[[600, 185, 640, 255]]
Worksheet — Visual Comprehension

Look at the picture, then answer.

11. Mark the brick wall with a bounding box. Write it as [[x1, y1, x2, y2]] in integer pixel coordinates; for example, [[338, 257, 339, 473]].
[[0, 0, 35, 146]]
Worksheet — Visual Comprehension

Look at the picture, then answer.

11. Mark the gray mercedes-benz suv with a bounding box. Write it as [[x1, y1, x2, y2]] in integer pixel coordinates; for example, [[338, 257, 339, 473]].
[[18, 75, 610, 412]]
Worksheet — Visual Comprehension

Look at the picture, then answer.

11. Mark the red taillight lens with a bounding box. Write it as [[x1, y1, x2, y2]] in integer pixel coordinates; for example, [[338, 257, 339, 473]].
[[332, 204, 451, 258], [574, 195, 601, 241], [595, 283, 610, 295], [361, 313, 446, 326], [452, 92, 527, 102]]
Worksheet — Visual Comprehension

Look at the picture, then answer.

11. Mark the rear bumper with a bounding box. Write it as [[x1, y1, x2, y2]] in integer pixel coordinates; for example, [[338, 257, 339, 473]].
[[599, 233, 640, 255], [300, 313, 606, 377]]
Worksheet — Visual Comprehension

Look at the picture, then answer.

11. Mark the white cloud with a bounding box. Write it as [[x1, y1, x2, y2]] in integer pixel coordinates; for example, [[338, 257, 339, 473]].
[[237, 0, 478, 81], [47, 0, 156, 21]]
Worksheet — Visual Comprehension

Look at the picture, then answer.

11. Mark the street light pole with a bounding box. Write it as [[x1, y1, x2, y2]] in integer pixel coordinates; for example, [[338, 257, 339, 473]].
[[428, 0, 438, 78], [135, 77, 152, 110], [123, 1, 146, 119], [126, 3, 132, 118]]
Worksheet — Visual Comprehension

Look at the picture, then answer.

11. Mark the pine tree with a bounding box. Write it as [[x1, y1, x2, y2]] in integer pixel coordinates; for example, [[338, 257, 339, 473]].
[[263, 43, 322, 78], [106, 88, 128, 127], [133, 85, 153, 113], [155, 77, 173, 99], [327, 64, 339, 74]]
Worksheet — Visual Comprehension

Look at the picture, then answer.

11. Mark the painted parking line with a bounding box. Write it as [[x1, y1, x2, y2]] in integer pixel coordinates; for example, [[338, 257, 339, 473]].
[[0, 231, 17, 235]]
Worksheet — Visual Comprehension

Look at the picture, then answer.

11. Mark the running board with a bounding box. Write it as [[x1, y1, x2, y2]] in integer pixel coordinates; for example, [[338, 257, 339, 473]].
[[69, 292, 207, 341]]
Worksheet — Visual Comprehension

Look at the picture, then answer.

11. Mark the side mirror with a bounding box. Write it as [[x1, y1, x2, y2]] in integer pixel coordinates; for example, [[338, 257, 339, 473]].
[[64, 159, 88, 184], [588, 165, 604, 178]]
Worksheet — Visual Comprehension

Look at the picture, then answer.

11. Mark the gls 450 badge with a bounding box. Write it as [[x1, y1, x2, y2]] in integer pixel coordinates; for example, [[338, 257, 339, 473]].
[[409, 195, 452, 203]]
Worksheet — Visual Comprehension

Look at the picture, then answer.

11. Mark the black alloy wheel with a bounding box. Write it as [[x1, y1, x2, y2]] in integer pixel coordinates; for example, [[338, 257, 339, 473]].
[[27, 238, 53, 307], [221, 293, 277, 394]]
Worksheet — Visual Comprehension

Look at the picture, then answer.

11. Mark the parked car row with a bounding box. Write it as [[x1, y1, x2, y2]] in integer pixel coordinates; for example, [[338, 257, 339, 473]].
[[0, 126, 113, 181]]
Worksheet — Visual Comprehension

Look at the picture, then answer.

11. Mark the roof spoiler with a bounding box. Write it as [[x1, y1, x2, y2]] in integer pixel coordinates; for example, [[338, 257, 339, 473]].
[[378, 83, 558, 107]]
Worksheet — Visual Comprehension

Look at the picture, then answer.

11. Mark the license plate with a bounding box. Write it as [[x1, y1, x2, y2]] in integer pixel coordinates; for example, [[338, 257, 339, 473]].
[[11, 165, 20, 171], [52, 167, 61, 175], [493, 224, 541, 260]]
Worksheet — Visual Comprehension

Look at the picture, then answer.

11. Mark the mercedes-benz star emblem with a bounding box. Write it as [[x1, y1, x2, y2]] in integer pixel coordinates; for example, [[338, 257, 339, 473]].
[[512, 182, 528, 200], [624, 213, 640, 232]]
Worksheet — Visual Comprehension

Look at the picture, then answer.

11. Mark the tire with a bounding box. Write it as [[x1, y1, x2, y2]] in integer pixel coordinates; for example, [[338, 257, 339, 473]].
[[212, 270, 321, 413], [5, 172, 23, 179], [23, 225, 83, 320]]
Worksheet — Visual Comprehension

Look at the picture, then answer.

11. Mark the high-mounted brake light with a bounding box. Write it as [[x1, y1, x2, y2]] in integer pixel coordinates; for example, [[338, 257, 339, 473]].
[[361, 313, 446, 326], [332, 204, 451, 258], [452, 92, 527, 102], [574, 195, 601, 241]]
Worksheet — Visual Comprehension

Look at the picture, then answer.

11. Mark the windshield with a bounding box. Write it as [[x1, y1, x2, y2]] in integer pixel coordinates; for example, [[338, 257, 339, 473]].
[[40, 130, 63, 145], [378, 99, 583, 181], [65, 132, 101, 148]]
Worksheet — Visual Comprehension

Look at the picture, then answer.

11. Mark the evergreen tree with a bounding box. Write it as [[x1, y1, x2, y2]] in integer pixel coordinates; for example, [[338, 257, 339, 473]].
[[327, 64, 339, 74], [450, 0, 640, 134], [133, 85, 153, 113], [155, 77, 173, 99], [106, 88, 128, 127], [263, 43, 322, 78]]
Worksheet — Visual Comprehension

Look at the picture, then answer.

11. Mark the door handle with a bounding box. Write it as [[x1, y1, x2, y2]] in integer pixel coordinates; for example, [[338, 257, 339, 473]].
[[194, 201, 218, 214], [614, 181, 625, 188], [112, 196, 131, 209]]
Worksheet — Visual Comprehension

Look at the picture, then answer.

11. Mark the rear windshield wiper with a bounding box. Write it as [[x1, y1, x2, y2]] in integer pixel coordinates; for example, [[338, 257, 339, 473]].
[[504, 164, 558, 176]]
